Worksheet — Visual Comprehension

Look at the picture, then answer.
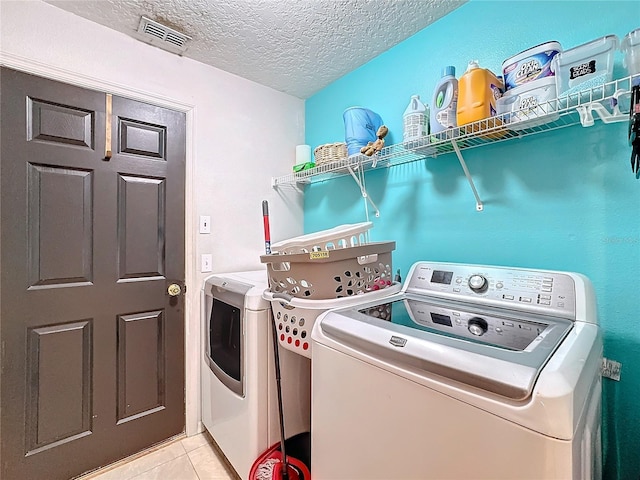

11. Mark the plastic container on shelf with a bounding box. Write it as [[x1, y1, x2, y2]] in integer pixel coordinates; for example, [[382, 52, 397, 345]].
[[430, 66, 458, 135], [502, 41, 562, 93], [551, 35, 618, 98], [402, 95, 429, 142], [343, 107, 383, 157], [621, 28, 640, 82], [497, 84, 559, 130], [456, 60, 504, 128], [498, 41, 562, 130]]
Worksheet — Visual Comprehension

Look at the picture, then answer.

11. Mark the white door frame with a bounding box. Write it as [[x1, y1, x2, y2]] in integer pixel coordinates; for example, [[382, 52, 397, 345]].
[[0, 51, 201, 437]]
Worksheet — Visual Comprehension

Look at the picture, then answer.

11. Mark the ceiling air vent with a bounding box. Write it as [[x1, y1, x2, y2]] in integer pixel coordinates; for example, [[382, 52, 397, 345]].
[[136, 16, 191, 55]]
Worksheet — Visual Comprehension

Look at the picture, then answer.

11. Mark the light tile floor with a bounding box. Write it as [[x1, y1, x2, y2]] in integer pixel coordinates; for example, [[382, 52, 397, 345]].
[[83, 432, 239, 480]]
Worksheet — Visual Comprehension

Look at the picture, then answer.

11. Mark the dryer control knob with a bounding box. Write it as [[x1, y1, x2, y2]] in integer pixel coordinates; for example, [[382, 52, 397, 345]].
[[468, 275, 488, 293], [468, 317, 488, 336]]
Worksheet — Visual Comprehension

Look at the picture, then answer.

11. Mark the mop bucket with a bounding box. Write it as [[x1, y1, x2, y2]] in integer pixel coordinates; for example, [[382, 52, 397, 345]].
[[343, 107, 383, 156], [249, 433, 311, 480]]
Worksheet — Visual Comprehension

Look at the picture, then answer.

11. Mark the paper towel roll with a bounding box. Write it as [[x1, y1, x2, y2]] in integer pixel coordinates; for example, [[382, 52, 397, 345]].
[[295, 144, 312, 165]]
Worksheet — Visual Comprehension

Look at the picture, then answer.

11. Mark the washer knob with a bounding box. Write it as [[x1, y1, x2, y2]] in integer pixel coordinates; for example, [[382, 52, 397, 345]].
[[468, 274, 488, 292], [468, 317, 488, 336]]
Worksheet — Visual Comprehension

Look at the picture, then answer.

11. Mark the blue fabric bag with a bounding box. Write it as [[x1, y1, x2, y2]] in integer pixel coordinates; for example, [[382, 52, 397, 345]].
[[343, 107, 383, 156]]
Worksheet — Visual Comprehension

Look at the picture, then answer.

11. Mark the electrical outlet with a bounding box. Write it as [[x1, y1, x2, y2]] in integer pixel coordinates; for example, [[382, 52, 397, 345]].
[[602, 358, 622, 381], [201, 254, 212, 273], [199, 215, 211, 234]]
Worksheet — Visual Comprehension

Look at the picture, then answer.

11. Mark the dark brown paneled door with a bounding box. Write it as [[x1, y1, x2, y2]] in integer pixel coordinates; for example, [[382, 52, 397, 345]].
[[1, 68, 186, 480]]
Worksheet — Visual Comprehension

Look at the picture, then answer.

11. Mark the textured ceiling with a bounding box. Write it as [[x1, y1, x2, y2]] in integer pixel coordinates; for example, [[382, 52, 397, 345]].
[[45, 0, 465, 98]]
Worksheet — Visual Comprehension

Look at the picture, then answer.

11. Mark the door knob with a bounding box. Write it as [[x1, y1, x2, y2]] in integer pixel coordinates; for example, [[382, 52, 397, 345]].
[[167, 283, 182, 296]]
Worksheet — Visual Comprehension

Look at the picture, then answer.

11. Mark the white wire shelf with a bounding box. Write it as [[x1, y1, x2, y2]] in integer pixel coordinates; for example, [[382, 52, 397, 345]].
[[272, 74, 638, 188]]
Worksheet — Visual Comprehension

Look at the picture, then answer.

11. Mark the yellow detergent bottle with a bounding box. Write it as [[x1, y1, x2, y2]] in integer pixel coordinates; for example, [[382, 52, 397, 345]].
[[456, 60, 504, 131]]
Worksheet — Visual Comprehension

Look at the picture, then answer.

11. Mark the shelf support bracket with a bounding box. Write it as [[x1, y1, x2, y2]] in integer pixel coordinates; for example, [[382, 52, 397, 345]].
[[577, 101, 628, 127], [347, 165, 380, 218], [452, 141, 484, 211]]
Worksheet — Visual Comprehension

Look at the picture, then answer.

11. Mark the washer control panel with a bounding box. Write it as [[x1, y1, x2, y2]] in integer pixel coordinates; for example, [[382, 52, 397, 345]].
[[403, 299, 552, 351], [406, 262, 577, 319]]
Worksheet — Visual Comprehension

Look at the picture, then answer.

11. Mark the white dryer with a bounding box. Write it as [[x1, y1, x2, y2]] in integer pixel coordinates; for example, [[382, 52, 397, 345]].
[[201, 270, 310, 480], [311, 261, 602, 480]]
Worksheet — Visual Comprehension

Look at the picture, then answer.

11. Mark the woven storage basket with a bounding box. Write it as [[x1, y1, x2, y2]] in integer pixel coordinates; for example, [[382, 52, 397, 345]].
[[313, 142, 347, 166], [263, 283, 401, 358], [260, 241, 395, 300]]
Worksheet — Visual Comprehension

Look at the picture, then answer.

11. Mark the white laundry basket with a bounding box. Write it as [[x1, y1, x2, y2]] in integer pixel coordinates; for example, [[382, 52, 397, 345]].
[[263, 283, 401, 358], [270, 222, 373, 254], [261, 241, 395, 300], [261, 223, 398, 358]]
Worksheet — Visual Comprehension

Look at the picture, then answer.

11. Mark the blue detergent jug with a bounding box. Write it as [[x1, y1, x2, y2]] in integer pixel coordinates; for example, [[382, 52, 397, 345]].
[[343, 107, 383, 156]]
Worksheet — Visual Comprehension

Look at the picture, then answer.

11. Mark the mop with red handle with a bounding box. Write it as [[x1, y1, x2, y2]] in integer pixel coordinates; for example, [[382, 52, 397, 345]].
[[262, 200, 272, 255], [250, 201, 311, 480]]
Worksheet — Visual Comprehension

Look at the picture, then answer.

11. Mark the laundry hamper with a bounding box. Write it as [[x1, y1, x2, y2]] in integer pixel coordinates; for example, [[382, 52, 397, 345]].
[[261, 241, 395, 300], [270, 222, 372, 254], [263, 283, 401, 358], [261, 224, 397, 358]]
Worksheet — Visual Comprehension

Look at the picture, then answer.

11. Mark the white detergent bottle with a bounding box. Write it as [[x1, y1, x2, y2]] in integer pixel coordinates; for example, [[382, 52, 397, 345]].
[[430, 66, 458, 134], [402, 95, 429, 142]]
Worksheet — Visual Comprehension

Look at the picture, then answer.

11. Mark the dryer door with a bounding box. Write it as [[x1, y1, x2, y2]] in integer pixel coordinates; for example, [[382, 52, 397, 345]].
[[204, 278, 252, 397]]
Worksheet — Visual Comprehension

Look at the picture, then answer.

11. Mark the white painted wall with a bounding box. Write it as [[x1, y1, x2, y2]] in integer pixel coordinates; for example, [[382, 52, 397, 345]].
[[0, 0, 304, 443]]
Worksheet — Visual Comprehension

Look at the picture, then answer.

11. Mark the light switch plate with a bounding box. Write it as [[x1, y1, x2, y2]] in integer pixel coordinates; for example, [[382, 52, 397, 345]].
[[199, 215, 211, 234], [201, 254, 212, 272]]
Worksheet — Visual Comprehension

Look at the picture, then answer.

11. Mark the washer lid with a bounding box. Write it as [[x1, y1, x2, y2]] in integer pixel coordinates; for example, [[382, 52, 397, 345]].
[[318, 295, 573, 400]]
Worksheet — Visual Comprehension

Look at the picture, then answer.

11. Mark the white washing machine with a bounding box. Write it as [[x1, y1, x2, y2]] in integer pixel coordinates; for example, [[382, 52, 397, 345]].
[[311, 261, 602, 480], [201, 270, 310, 480]]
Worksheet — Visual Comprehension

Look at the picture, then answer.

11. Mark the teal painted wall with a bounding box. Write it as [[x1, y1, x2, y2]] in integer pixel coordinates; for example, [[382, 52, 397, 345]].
[[304, 2, 639, 479]]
